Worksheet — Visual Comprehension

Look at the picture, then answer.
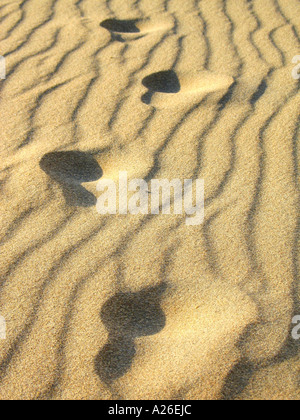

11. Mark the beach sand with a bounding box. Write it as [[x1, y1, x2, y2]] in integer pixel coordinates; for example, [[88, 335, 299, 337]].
[[0, 0, 300, 400]]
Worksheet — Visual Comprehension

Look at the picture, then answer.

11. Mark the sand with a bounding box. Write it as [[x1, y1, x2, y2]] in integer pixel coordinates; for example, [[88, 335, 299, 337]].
[[0, 0, 300, 400]]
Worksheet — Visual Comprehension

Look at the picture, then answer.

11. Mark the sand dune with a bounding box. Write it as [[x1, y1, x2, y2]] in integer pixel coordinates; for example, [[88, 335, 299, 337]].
[[0, 0, 300, 400]]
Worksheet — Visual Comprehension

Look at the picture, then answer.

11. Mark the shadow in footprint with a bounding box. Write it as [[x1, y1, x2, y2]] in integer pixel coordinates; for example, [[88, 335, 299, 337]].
[[100, 19, 141, 42], [221, 360, 255, 400], [100, 19, 140, 33], [95, 282, 167, 384], [40, 151, 103, 207], [142, 70, 181, 105]]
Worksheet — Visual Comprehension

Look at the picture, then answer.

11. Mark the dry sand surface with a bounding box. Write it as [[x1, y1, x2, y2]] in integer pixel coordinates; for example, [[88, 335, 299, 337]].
[[0, 0, 300, 400]]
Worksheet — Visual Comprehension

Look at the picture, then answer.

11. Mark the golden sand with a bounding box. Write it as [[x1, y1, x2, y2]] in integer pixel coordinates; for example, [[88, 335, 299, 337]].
[[0, 0, 300, 400]]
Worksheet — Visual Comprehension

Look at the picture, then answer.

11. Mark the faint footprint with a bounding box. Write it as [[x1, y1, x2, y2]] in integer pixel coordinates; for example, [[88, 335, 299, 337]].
[[142, 70, 181, 105], [40, 151, 103, 207], [95, 282, 167, 384]]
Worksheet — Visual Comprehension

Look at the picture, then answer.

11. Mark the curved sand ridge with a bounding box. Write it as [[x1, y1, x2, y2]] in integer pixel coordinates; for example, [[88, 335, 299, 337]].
[[0, 0, 300, 401]]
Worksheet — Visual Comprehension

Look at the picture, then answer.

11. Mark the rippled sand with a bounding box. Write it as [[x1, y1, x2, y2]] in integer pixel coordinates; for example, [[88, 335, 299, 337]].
[[0, 0, 300, 400]]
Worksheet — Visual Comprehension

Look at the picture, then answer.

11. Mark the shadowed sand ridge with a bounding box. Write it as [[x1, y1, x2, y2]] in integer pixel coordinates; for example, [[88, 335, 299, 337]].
[[0, 0, 300, 401]]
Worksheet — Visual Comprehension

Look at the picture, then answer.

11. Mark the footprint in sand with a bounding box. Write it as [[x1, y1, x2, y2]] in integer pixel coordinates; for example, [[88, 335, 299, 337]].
[[141, 70, 235, 108], [142, 70, 181, 105], [100, 17, 173, 42], [95, 283, 167, 384], [40, 151, 103, 207]]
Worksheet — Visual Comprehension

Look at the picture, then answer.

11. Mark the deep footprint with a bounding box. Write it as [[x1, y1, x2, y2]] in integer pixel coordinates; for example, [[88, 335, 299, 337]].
[[100, 19, 140, 33], [59, 183, 97, 207], [142, 70, 181, 105], [142, 70, 234, 108], [40, 151, 103, 207], [95, 283, 167, 384]]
